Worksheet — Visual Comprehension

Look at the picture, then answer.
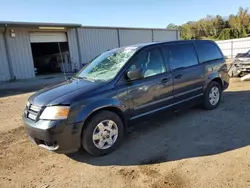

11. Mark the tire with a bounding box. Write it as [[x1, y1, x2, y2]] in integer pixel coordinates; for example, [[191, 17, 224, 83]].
[[82, 110, 124, 156], [203, 81, 222, 110], [238, 72, 245, 77]]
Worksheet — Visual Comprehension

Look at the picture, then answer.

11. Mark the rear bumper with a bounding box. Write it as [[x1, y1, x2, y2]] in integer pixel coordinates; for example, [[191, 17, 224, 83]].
[[23, 116, 82, 154]]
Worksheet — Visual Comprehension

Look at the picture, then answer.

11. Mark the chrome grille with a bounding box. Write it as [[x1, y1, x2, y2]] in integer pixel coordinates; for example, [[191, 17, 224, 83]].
[[25, 103, 42, 121]]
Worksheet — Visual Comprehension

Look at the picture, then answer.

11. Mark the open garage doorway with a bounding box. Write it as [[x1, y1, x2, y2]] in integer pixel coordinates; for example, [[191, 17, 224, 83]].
[[30, 32, 72, 75]]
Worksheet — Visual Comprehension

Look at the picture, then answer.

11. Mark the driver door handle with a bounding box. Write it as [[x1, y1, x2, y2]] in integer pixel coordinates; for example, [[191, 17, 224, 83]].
[[161, 78, 169, 83]]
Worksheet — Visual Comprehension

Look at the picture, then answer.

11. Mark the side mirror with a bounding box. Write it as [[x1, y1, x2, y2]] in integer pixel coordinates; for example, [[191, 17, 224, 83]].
[[127, 69, 144, 81]]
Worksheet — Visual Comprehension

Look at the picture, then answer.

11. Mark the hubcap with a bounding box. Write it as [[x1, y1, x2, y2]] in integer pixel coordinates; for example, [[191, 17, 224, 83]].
[[92, 120, 118, 149], [209, 86, 220, 106]]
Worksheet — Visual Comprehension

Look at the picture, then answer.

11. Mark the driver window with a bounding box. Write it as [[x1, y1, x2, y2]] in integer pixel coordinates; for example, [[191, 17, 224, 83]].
[[128, 50, 148, 71], [128, 47, 166, 78]]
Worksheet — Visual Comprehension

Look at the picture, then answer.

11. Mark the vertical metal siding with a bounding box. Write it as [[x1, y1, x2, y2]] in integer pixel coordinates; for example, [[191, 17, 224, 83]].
[[77, 28, 119, 64], [216, 37, 250, 58], [67, 29, 80, 70], [216, 41, 232, 58], [152, 30, 177, 42], [119, 29, 152, 47], [6, 28, 35, 79], [0, 32, 11, 81], [231, 38, 250, 57]]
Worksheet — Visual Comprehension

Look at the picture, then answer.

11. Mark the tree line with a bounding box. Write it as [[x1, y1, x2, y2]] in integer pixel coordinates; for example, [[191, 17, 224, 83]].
[[167, 7, 250, 40]]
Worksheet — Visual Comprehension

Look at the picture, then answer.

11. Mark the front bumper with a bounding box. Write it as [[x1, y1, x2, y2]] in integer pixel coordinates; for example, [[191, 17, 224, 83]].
[[23, 116, 82, 154], [238, 67, 250, 72], [233, 61, 250, 72]]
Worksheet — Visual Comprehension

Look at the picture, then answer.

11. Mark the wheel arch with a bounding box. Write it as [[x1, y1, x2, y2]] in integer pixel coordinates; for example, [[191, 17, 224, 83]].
[[79, 106, 128, 149], [204, 74, 223, 90], [210, 77, 223, 89], [83, 106, 128, 129]]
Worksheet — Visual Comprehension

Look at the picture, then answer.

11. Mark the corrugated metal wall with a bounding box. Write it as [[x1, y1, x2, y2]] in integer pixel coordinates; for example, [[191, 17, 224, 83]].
[[0, 32, 11, 81], [0, 26, 179, 81], [6, 28, 35, 79], [118, 29, 152, 46], [77, 28, 119, 64], [74, 27, 179, 65], [153, 30, 178, 42], [67, 29, 80, 70], [216, 37, 250, 58]]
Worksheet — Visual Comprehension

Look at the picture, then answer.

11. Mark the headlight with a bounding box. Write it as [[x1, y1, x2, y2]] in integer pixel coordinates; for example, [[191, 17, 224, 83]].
[[40, 106, 70, 120]]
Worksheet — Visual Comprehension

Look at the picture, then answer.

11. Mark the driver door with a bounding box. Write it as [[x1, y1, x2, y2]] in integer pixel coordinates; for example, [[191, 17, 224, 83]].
[[127, 46, 174, 119]]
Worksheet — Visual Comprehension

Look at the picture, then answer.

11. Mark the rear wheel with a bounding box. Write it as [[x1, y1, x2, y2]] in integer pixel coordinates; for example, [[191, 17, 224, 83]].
[[82, 110, 124, 156], [203, 81, 222, 110]]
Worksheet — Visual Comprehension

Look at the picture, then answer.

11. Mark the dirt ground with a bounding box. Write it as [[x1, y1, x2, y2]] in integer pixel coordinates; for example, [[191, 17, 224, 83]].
[[1, 78, 250, 188]]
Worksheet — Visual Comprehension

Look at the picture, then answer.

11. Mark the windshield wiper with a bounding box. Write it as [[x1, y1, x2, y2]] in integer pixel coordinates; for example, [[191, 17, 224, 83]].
[[76, 76, 105, 82], [78, 76, 100, 82], [76, 76, 90, 81]]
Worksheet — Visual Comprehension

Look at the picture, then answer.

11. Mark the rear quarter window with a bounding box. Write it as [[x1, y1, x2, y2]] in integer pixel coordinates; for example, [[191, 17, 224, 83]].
[[195, 41, 223, 63]]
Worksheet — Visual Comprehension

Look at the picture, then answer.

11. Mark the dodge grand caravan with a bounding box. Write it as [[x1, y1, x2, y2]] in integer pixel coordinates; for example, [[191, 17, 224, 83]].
[[23, 40, 229, 156]]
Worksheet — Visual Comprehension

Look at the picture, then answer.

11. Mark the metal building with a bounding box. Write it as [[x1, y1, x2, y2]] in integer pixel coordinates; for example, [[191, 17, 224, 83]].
[[0, 21, 180, 81]]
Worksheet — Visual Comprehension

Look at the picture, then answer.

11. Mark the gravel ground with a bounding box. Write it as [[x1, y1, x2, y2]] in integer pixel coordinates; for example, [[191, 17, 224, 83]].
[[0, 78, 250, 188]]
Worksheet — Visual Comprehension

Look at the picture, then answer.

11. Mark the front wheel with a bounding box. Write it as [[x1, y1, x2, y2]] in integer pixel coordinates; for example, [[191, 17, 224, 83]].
[[203, 81, 222, 110], [82, 110, 124, 156]]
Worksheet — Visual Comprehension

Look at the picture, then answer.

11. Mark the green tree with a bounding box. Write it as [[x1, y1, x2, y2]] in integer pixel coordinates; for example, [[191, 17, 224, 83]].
[[240, 28, 248, 37], [169, 7, 250, 40], [218, 29, 231, 40], [166, 23, 178, 29]]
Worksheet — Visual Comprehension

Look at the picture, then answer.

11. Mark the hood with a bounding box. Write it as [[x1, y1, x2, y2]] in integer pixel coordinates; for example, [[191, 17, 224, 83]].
[[234, 59, 250, 65], [235, 52, 250, 58], [237, 58, 250, 63], [29, 79, 101, 106]]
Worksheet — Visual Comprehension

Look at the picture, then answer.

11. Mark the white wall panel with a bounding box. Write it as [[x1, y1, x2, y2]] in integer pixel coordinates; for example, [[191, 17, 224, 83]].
[[30, 32, 67, 43], [216, 37, 250, 58]]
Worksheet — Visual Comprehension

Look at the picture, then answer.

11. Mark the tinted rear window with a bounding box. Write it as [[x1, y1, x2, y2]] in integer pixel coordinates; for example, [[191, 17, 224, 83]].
[[195, 41, 223, 63], [163, 43, 199, 70]]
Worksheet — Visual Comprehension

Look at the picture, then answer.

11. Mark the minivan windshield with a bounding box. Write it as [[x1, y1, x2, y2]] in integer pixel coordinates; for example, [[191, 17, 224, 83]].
[[75, 47, 138, 82]]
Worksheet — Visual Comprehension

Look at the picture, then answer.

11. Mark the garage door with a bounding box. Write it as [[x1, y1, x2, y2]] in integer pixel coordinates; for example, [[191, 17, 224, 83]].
[[30, 32, 67, 43]]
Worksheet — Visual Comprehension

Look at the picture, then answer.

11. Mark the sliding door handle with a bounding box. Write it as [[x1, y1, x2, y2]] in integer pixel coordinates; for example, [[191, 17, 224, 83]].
[[175, 74, 182, 79]]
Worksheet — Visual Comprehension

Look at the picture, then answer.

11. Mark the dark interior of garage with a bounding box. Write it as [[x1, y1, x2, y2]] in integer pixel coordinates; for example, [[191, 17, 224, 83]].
[[31, 42, 69, 75]]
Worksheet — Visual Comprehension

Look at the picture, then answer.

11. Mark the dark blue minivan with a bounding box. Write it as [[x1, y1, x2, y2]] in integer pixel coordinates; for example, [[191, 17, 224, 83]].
[[23, 40, 229, 156]]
